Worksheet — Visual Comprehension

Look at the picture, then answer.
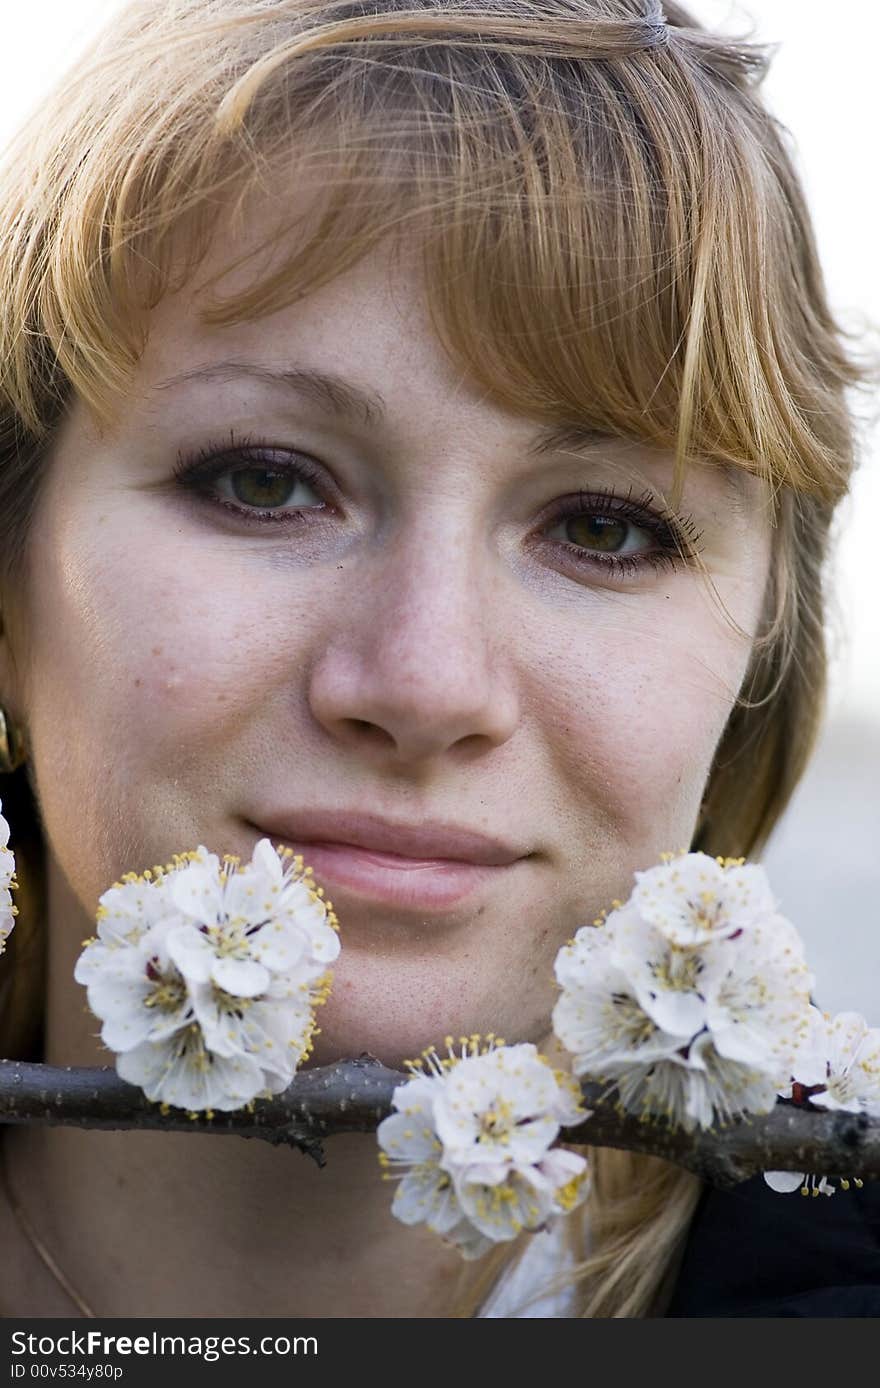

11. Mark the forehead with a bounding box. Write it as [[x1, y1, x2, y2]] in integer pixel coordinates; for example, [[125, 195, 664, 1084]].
[[127, 235, 758, 517]]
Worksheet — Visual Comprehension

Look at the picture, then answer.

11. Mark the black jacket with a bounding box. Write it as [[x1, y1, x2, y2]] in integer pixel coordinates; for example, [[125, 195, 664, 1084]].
[[666, 1173, 880, 1316]]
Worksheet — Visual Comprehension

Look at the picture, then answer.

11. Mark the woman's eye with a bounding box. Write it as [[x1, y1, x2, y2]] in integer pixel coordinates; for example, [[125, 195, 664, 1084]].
[[218, 465, 322, 511], [540, 491, 701, 579], [548, 512, 645, 555], [173, 441, 331, 521]]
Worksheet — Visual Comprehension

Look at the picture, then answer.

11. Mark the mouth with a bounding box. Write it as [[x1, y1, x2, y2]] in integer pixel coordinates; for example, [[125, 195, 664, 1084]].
[[245, 811, 528, 913], [273, 839, 516, 911]]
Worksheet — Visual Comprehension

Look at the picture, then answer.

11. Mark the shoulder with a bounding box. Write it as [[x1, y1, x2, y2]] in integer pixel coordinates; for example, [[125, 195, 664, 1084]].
[[666, 1173, 880, 1317]]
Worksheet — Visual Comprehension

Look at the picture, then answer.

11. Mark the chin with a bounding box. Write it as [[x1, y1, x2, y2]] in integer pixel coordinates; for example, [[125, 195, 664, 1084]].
[[303, 995, 554, 1075], [297, 937, 559, 1072]]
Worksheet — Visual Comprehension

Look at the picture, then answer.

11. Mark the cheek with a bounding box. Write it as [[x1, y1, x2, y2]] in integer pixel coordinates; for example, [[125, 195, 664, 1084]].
[[528, 582, 758, 857], [19, 499, 327, 897], [25, 508, 317, 757]]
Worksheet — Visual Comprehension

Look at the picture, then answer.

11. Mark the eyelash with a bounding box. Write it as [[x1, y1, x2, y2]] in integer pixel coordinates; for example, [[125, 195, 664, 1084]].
[[172, 433, 705, 581]]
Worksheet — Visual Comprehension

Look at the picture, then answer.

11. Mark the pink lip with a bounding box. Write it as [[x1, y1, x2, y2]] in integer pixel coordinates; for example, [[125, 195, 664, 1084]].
[[246, 810, 528, 912]]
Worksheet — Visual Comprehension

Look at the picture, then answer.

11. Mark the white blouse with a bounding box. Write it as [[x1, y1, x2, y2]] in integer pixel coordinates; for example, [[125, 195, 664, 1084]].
[[478, 1220, 580, 1318]]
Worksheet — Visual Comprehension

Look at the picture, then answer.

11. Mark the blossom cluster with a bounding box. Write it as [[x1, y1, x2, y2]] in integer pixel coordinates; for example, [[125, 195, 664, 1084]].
[[0, 803, 16, 954], [552, 852, 815, 1131], [3, 796, 878, 1253], [74, 838, 340, 1113], [377, 1038, 590, 1259]]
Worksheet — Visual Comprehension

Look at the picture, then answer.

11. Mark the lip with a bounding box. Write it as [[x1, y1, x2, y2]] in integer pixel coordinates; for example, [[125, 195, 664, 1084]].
[[245, 810, 528, 912]]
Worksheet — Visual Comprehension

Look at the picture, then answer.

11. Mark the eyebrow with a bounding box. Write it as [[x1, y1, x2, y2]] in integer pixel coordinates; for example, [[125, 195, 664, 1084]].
[[153, 360, 751, 504], [152, 360, 609, 453], [154, 360, 388, 429]]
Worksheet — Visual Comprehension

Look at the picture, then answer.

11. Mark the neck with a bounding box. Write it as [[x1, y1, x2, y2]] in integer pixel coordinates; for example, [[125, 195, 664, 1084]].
[[6, 1125, 468, 1317], [5, 853, 471, 1318]]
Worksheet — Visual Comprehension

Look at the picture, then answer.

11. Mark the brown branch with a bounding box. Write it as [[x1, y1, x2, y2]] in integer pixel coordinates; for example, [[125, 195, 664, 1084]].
[[574, 1089, 879, 1188], [2, 1057, 879, 1189]]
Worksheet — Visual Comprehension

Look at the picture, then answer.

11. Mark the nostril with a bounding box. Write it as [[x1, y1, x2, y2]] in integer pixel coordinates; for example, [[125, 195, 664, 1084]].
[[348, 718, 392, 743]]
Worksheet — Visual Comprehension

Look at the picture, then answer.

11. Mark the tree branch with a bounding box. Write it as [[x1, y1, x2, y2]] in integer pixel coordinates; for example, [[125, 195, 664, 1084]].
[[2, 1057, 878, 1188]]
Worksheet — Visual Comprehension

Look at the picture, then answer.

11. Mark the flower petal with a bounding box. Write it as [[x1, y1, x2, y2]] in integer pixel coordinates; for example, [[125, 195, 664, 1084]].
[[211, 955, 270, 997], [763, 1170, 805, 1193], [165, 924, 215, 984]]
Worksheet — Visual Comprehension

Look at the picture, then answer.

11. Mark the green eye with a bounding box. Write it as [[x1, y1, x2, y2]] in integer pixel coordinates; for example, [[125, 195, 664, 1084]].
[[563, 514, 629, 553], [542, 485, 704, 581], [174, 437, 331, 524], [230, 468, 302, 509]]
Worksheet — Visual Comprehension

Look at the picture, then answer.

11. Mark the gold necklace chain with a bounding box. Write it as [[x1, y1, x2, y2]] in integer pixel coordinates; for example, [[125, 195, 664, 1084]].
[[0, 1140, 96, 1318]]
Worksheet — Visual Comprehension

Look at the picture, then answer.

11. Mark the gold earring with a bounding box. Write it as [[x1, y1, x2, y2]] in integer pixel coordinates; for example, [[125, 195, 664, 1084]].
[[0, 707, 27, 772]]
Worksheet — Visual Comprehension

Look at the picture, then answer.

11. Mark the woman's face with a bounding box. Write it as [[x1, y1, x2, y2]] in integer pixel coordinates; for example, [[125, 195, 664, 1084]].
[[1, 234, 772, 1067]]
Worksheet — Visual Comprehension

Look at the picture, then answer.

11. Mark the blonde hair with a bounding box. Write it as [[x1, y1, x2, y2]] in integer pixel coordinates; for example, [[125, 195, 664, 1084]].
[[0, 0, 870, 1317]]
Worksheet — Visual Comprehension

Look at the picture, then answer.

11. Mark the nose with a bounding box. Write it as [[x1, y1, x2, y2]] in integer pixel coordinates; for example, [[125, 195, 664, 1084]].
[[306, 528, 520, 767]]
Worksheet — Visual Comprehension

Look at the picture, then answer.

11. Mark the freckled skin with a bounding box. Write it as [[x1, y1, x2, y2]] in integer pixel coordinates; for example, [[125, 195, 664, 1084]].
[[0, 239, 771, 1071]]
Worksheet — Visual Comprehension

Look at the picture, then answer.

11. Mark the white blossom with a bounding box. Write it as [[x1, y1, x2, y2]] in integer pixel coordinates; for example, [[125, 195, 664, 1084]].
[[117, 1025, 267, 1114], [697, 914, 814, 1079], [0, 802, 17, 954], [553, 852, 814, 1131], [793, 1008, 880, 1116], [75, 916, 195, 1054], [764, 1007, 880, 1199], [552, 910, 690, 1074], [377, 1038, 590, 1259], [605, 1030, 784, 1132], [74, 839, 339, 1112], [610, 905, 711, 1038], [632, 852, 778, 946], [189, 971, 321, 1090], [165, 838, 339, 997]]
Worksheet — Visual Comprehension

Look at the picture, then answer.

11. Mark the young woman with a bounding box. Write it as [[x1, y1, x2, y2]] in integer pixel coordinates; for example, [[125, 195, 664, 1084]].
[[0, 0, 876, 1317]]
